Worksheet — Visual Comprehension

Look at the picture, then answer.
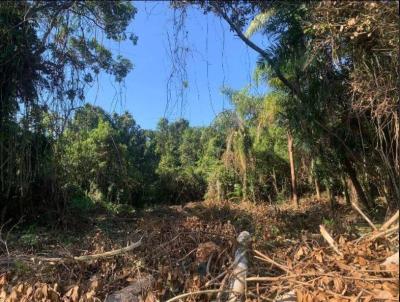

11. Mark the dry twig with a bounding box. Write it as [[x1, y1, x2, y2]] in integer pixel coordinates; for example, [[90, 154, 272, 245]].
[[319, 225, 343, 257], [37, 239, 142, 262], [253, 250, 291, 274], [380, 210, 399, 231], [351, 202, 377, 231]]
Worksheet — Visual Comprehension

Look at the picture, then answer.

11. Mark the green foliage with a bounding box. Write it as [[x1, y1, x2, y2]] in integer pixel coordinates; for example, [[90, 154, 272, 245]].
[[13, 260, 32, 276], [322, 218, 335, 228], [237, 0, 399, 209], [50, 96, 294, 207], [201, 88, 292, 203], [1, 0, 397, 224], [20, 225, 39, 247], [0, 1, 137, 220], [154, 119, 206, 202], [69, 194, 95, 213], [60, 104, 147, 206]]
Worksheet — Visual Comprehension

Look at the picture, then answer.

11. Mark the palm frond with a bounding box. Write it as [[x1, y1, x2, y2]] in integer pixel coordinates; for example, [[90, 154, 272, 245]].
[[245, 9, 275, 38]]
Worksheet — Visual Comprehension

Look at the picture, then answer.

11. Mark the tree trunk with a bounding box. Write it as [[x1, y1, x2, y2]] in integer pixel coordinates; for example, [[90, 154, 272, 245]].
[[347, 177, 357, 203], [342, 175, 351, 206], [287, 132, 298, 206], [326, 182, 336, 210], [315, 179, 321, 200], [311, 159, 321, 200], [342, 156, 372, 210], [272, 168, 279, 197]]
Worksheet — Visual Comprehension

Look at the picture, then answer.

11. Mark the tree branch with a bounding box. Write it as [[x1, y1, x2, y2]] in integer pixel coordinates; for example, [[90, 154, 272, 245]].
[[37, 238, 142, 262], [212, 4, 302, 99]]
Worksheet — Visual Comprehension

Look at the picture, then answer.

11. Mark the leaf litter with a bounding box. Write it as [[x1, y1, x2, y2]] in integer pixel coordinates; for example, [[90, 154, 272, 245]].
[[0, 199, 398, 301]]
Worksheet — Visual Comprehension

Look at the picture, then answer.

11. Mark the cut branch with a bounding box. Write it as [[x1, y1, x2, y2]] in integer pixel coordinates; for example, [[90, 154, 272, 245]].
[[351, 202, 377, 231], [380, 210, 399, 231], [253, 250, 291, 273], [37, 239, 142, 262], [319, 225, 343, 257], [368, 225, 399, 241]]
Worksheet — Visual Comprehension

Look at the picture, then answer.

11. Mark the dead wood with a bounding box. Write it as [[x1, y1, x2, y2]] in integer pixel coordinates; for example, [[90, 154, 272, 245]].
[[351, 202, 377, 231], [381, 210, 399, 231], [105, 275, 154, 302], [382, 251, 399, 266], [319, 225, 343, 257], [37, 239, 142, 263], [368, 224, 399, 241], [165, 289, 235, 302], [253, 250, 291, 274], [228, 231, 251, 302], [1, 200, 398, 301]]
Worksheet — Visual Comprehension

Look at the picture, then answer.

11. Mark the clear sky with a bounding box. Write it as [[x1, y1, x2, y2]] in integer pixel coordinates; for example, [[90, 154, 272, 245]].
[[86, 1, 267, 130]]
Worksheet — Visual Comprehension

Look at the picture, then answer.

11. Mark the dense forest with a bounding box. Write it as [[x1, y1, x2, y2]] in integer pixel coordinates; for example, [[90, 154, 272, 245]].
[[0, 1, 399, 301], [1, 1, 398, 221]]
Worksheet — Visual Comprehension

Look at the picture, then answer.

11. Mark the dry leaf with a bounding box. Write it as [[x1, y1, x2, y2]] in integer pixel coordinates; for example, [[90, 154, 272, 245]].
[[296, 289, 303, 302], [358, 257, 367, 266], [372, 289, 394, 299], [71, 286, 79, 302], [0, 275, 5, 286], [145, 291, 156, 302], [295, 247, 304, 260], [333, 277, 344, 292], [347, 18, 356, 26]]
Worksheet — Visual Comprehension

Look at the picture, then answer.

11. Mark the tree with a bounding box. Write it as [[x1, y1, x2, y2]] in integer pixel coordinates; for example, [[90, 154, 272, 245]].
[[0, 1, 137, 218], [61, 104, 148, 206], [191, 0, 395, 210]]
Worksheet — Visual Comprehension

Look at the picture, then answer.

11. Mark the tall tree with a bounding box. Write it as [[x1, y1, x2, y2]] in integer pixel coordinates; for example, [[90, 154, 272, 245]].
[[0, 1, 137, 218]]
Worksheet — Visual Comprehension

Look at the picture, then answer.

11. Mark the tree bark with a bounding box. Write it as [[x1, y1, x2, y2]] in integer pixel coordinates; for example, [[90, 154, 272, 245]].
[[342, 156, 372, 210], [342, 175, 351, 205], [315, 179, 321, 200], [287, 132, 298, 206], [311, 159, 321, 200], [326, 184, 336, 210]]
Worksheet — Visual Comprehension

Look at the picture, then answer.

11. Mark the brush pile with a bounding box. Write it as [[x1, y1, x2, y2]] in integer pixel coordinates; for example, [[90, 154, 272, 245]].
[[246, 212, 399, 301], [0, 200, 398, 301]]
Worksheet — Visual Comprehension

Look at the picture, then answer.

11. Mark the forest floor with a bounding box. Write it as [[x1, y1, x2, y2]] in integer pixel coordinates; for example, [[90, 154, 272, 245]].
[[0, 197, 398, 301]]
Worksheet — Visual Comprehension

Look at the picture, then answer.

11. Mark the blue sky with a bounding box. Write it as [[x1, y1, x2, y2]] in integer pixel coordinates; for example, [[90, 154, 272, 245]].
[[86, 1, 267, 129]]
